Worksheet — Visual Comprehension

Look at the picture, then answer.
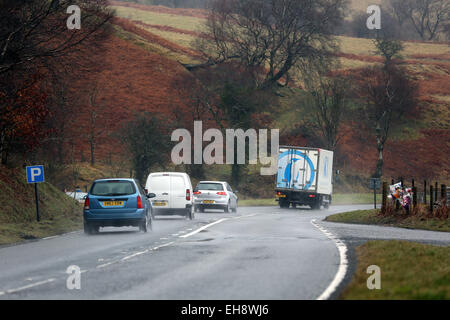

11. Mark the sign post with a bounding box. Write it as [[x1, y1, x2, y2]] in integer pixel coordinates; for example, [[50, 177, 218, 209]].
[[26, 165, 45, 222], [369, 178, 381, 209]]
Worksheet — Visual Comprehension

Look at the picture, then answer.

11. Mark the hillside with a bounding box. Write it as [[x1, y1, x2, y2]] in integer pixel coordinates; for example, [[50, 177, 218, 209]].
[[99, 1, 449, 181], [0, 167, 82, 245], [43, 1, 449, 194]]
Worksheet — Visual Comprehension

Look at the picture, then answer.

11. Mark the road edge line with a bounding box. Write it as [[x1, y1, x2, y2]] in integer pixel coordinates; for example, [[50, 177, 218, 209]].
[[311, 219, 348, 300]]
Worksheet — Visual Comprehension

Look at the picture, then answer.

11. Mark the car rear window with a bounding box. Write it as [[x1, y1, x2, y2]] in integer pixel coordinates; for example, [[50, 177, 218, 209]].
[[196, 183, 224, 191], [90, 181, 136, 196]]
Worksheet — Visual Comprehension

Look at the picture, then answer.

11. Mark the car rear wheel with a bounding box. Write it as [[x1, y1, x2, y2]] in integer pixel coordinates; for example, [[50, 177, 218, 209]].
[[140, 215, 148, 233], [84, 222, 98, 235], [83, 221, 90, 235], [187, 207, 195, 220], [224, 202, 231, 213]]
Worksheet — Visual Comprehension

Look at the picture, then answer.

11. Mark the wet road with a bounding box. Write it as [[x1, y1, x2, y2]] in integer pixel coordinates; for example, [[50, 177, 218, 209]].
[[1, 205, 448, 299]]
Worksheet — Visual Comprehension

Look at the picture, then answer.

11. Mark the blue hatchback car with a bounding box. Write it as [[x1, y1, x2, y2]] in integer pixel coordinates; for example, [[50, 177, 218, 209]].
[[83, 179, 156, 234]]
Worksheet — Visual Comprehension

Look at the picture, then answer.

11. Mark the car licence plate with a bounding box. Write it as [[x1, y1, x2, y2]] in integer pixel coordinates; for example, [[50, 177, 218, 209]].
[[153, 201, 167, 206], [103, 201, 124, 207], [203, 200, 215, 204]]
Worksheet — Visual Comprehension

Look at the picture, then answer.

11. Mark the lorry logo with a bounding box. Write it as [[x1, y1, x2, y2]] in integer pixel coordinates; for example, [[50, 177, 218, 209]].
[[278, 150, 315, 190]]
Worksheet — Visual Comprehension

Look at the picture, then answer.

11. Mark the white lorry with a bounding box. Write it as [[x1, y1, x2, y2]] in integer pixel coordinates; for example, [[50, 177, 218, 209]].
[[275, 146, 334, 209]]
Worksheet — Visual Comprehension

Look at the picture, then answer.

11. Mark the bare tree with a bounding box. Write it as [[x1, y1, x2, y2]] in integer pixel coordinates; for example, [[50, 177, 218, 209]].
[[359, 64, 418, 178], [0, 0, 113, 165], [303, 71, 350, 151], [389, 0, 450, 41], [0, 0, 113, 75], [195, 0, 349, 88], [83, 84, 116, 166]]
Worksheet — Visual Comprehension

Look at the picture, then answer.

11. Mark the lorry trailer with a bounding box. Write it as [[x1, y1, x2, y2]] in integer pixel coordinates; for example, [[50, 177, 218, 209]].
[[275, 146, 334, 209]]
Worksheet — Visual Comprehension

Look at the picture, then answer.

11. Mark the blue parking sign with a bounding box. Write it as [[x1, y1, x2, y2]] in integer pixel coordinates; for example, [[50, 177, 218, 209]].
[[26, 165, 45, 183]]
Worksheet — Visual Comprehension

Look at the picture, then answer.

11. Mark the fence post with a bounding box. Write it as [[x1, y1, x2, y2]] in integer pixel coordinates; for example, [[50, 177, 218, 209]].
[[441, 184, 446, 205], [424, 180, 427, 204], [430, 185, 434, 215], [435, 182, 438, 202], [382, 182, 387, 214]]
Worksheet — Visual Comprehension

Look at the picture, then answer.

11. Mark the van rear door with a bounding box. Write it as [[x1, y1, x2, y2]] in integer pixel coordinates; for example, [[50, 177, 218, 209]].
[[148, 174, 171, 208], [170, 174, 187, 209]]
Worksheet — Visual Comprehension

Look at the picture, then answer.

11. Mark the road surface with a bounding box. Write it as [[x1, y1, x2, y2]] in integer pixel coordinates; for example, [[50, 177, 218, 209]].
[[0, 205, 449, 299]]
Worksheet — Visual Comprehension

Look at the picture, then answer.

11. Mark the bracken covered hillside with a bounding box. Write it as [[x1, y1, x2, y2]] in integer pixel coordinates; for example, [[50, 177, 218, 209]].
[[66, 1, 449, 181]]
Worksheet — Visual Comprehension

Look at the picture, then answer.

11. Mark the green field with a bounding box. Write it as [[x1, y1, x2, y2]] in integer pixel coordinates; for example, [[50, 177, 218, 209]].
[[111, 6, 204, 31], [239, 193, 381, 207], [111, 4, 450, 61], [340, 240, 450, 300], [326, 209, 450, 232]]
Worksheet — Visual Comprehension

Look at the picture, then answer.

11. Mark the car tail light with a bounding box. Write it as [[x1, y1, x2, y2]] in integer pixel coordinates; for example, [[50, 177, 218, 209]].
[[84, 197, 90, 210], [137, 195, 143, 209], [309, 194, 316, 198], [193, 191, 201, 195], [186, 189, 191, 201], [217, 192, 227, 196]]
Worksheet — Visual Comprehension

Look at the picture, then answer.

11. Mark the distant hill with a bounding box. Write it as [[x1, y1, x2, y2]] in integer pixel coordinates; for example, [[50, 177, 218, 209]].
[[57, 1, 449, 185], [115, 0, 384, 12], [116, 0, 209, 8], [350, 0, 382, 13]]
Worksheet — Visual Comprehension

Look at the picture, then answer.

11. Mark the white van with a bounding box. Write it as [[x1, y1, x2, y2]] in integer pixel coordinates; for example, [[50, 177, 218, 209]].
[[145, 172, 194, 219]]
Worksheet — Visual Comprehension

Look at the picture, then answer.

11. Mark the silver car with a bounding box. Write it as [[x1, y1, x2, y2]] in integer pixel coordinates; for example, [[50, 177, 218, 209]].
[[193, 181, 238, 213]]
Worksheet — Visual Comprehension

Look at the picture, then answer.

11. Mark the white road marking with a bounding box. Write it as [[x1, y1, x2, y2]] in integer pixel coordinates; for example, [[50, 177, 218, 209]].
[[311, 219, 348, 300], [42, 236, 59, 240], [232, 213, 257, 220], [0, 291, 5, 296], [6, 278, 56, 294], [179, 219, 229, 238], [122, 250, 149, 261], [152, 242, 174, 250], [96, 261, 115, 269]]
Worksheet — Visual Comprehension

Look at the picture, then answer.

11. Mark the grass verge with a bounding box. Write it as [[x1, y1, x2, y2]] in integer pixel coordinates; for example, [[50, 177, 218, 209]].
[[340, 240, 449, 300], [326, 209, 450, 232], [239, 198, 278, 207], [239, 193, 381, 207], [0, 167, 83, 246]]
